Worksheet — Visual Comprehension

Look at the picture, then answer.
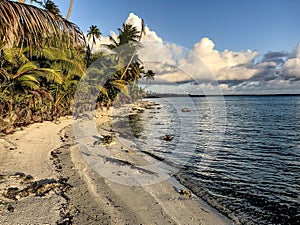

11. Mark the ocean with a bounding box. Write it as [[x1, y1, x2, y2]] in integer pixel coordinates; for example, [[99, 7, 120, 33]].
[[129, 96, 300, 225]]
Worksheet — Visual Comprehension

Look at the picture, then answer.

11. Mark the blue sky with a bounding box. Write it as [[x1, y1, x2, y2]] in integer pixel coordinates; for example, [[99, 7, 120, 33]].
[[54, 0, 300, 54], [26, 0, 300, 94]]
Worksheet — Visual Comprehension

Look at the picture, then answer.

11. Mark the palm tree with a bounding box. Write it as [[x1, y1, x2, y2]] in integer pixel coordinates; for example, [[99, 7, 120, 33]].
[[91, 23, 148, 107], [144, 69, 155, 82], [66, 0, 74, 20], [0, 0, 87, 132], [0, 0, 85, 51], [43, 0, 61, 16], [108, 23, 140, 49], [108, 21, 146, 81], [108, 22, 145, 82], [87, 25, 101, 52]]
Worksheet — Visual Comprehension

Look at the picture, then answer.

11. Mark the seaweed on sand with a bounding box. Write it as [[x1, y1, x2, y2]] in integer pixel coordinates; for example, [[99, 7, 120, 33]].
[[2, 178, 72, 200]]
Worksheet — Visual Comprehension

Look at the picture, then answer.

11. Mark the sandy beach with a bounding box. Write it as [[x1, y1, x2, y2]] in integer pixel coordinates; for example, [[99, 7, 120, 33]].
[[0, 105, 233, 225]]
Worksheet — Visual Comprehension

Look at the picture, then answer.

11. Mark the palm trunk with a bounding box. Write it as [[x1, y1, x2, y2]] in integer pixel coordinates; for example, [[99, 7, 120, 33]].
[[66, 0, 74, 20]]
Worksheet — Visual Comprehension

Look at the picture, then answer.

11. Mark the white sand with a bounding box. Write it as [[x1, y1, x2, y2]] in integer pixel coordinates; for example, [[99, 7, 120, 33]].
[[0, 111, 233, 225]]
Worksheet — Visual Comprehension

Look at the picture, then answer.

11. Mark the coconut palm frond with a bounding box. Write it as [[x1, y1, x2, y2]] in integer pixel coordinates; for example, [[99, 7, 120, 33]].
[[36, 47, 86, 76], [43, 0, 61, 16], [11, 61, 63, 84], [109, 80, 129, 97], [35, 68, 63, 84], [99, 85, 108, 97], [0, 0, 85, 50], [3, 48, 29, 65], [13, 61, 38, 79], [0, 68, 9, 81], [17, 74, 40, 90]]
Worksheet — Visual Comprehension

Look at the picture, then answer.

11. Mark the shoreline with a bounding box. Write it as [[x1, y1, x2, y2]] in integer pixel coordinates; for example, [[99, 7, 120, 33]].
[[0, 104, 233, 225]]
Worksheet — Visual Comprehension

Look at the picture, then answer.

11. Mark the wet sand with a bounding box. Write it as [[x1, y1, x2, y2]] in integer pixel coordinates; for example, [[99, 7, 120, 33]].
[[0, 106, 233, 225]]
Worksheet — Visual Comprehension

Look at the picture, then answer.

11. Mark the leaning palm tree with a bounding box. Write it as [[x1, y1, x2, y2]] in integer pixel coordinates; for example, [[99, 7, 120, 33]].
[[87, 25, 101, 52], [0, 0, 85, 51], [66, 0, 74, 20], [108, 20, 146, 80]]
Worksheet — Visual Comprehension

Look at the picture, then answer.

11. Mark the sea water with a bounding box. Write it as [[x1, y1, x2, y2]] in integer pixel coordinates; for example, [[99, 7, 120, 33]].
[[131, 96, 300, 225]]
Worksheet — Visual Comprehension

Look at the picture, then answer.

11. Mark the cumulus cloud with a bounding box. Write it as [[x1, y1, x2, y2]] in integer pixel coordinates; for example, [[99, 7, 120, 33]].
[[183, 38, 260, 81], [125, 13, 163, 42], [91, 12, 300, 94], [281, 44, 300, 78], [261, 51, 288, 64]]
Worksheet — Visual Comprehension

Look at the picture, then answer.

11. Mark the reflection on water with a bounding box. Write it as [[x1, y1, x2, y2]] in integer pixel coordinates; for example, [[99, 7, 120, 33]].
[[135, 96, 300, 225]]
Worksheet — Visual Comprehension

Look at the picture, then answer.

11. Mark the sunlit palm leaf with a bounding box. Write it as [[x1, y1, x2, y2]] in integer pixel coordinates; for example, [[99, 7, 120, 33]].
[[13, 61, 37, 79], [109, 79, 129, 96], [17, 74, 40, 90], [3, 48, 29, 65], [99, 85, 108, 97], [0, 0, 85, 50], [12, 61, 63, 84], [35, 68, 63, 84]]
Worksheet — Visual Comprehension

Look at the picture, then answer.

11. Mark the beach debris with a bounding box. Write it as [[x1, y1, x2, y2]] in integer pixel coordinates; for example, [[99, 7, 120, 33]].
[[131, 106, 145, 113], [102, 135, 113, 145], [7, 203, 14, 212], [145, 105, 155, 109], [181, 108, 191, 112], [98, 155, 158, 176], [113, 171, 127, 176], [123, 149, 135, 154], [179, 189, 192, 198], [24, 175, 34, 182], [2, 178, 72, 201], [11, 172, 26, 179], [8, 172, 34, 183], [160, 135, 174, 141], [130, 101, 160, 113], [93, 135, 113, 145]]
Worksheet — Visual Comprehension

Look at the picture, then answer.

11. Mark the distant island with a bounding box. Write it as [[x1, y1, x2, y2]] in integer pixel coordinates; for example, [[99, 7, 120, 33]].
[[145, 93, 300, 98]]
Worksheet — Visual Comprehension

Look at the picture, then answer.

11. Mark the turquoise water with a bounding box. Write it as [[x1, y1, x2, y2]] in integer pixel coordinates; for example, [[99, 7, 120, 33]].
[[135, 96, 300, 225]]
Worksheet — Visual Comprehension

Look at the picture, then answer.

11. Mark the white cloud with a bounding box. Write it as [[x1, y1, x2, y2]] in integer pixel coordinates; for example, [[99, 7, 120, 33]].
[[187, 37, 259, 81], [281, 44, 300, 77], [89, 12, 300, 94], [282, 58, 300, 77], [125, 13, 163, 43]]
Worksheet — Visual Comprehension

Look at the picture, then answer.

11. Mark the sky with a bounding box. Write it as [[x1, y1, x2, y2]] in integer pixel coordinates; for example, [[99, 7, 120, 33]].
[[29, 0, 300, 94]]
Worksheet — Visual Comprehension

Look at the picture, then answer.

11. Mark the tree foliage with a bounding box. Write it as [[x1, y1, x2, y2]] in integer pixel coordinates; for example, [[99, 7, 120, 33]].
[[0, 0, 154, 133], [0, 0, 85, 50]]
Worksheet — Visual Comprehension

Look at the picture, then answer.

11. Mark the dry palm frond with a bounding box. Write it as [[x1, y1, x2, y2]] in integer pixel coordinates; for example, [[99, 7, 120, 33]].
[[0, 0, 85, 50]]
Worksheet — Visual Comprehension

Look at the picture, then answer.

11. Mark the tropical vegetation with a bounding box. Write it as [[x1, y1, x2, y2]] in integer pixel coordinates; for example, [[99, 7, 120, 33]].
[[0, 0, 154, 134]]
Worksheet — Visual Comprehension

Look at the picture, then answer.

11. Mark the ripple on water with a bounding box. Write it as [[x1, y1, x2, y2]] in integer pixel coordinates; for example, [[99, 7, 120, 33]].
[[132, 97, 300, 224]]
